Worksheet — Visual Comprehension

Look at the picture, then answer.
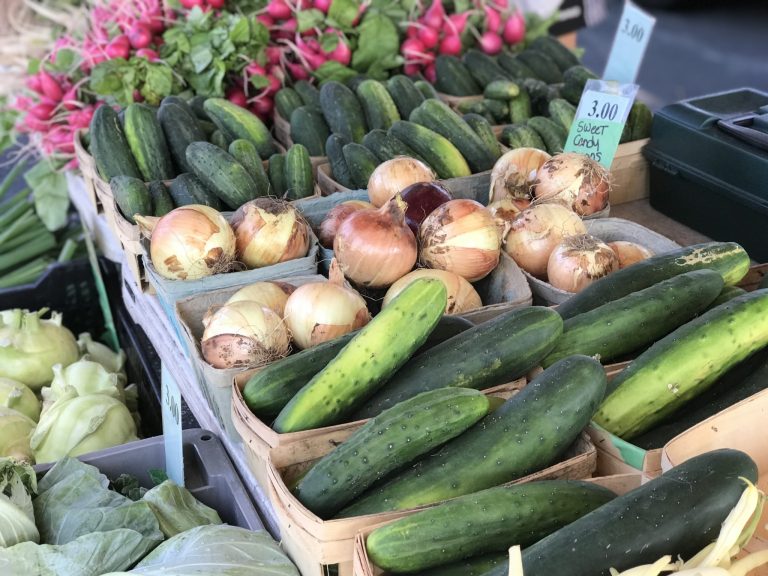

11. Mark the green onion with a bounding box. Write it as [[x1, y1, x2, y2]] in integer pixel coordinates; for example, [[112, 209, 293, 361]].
[[0, 226, 54, 254], [0, 231, 57, 275], [57, 238, 78, 263], [0, 159, 28, 198], [0, 256, 52, 288]]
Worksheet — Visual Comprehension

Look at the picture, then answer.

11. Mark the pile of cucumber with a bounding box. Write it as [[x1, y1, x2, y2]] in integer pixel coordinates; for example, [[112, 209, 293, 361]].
[[88, 96, 316, 225]]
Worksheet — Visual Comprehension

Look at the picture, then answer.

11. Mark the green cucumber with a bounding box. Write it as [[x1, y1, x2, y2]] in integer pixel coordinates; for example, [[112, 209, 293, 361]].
[[209, 129, 229, 149], [356, 79, 401, 131], [268, 153, 288, 197], [367, 480, 616, 573], [362, 130, 424, 163], [630, 101, 653, 141], [708, 284, 747, 308], [294, 388, 492, 519], [109, 176, 151, 224], [543, 270, 724, 367], [514, 449, 757, 576], [272, 279, 447, 433], [325, 134, 355, 189], [527, 116, 567, 154], [529, 36, 580, 72], [548, 98, 577, 132], [203, 98, 277, 158], [413, 553, 507, 576], [517, 50, 563, 84], [556, 242, 751, 320], [389, 121, 471, 179], [434, 56, 481, 96], [188, 95, 210, 120], [484, 80, 520, 101], [345, 74, 369, 92], [414, 80, 439, 99], [160, 95, 196, 119], [561, 65, 599, 105], [123, 103, 175, 181], [228, 139, 270, 197], [293, 80, 322, 110], [338, 355, 607, 517], [483, 99, 509, 124], [386, 75, 426, 120], [185, 141, 258, 209], [168, 173, 222, 209], [289, 106, 330, 156], [353, 307, 563, 420], [500, 124, 545, 149], [284, 144, 314, 200], [462, 50, 510, 88], [463, 113, 502, 160], [342, 143, 379, 189], [148, 181, 174, 216], [319, 81, 368, 143], [88, 105, 142, 180], [497, 52, 537, 80], [595, 289, 768, 439], [275, 87, 304, 120], [158, 102, 207, 174], [508, 89, 532, 124]]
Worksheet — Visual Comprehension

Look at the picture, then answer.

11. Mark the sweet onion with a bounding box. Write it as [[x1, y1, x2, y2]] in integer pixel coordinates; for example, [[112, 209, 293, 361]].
[[284, 259, 371, 349], [488, 197, 532, 238], [318, 200, 375, 248], [547, 234, 619, 293], [533, 152, 611, 216], [223, 282, 296, 317], [367, 157, 437, 208], [419, 199, 501, 282], [489, 148, 551, 203], [383, 269, 482, 314], [609, 241, 654, 269]]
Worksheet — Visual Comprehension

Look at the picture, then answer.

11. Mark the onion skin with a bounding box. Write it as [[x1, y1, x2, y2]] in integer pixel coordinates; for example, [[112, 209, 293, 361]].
[[488, 197, 532, 239], [419, 199, 501, 282], [547, 234, 619, 293], [503, 204, 586, 278], [608, 241, 654, 269], [318, 201, 375, 249], [383, 269, 482, 314], [489, 148, 551, 203], [400, 181, 453, 237], [367, 157, 436, 208], [533, 152, 611, 216]]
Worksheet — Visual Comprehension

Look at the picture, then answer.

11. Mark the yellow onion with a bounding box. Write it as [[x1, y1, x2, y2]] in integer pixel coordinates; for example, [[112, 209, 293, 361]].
[[284, 259, 371, 349], [383, 269, 482, 314], [608, 241, 654, 269], [503, 204, 586, 278], [367, 157, 436, 207], [489, 148, 551, 203], [146, 205, 235, 281], [488, 197, 532, 238], [334, 195, 417, 288], [419, 199, 500, 282], [532, 152, 611, 216], [202, 281, 296, 328], [318, 200, 375, 248], [547, 234, 619, 293], [231, 198, 310, 269], [201, 301, 290, 369]]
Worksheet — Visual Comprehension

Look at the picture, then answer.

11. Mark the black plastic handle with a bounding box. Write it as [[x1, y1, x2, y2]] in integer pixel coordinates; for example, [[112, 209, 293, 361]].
[[716, 115, 768, 152]]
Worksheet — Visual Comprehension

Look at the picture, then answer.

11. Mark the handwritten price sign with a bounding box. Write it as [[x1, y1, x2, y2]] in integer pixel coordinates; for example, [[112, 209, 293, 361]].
[[603, 1, 656, 84], [162, 365, 185, 486]]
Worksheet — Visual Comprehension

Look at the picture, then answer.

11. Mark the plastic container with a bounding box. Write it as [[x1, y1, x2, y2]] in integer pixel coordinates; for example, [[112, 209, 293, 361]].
[[644, 88, 768, 262], [34, 429, 263, 531]]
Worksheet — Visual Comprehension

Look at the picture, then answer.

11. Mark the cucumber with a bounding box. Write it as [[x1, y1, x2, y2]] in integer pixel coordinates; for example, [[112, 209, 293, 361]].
[[484, 99, 509, 123], [500, 124, 545, 149], [198, 119, 216, 137], [514, 449, 758, 576], [484, 80, 520, 101], [409, 99, 497, 173], [289, 106, 330, 156], [708, 284, 747, 308], [294, 388, 492, 519], [188, 95, 210, 120], [463, 113, 502, 160], [595, 289, 768, 439], [497, 52, 536, 79], [527, 116, 567, 154], [158, 102, 207, 174], [168, 173, 222, 209], [123, 103, 175, 181], [228, 139, 270, 197], [561, 65, 599, 105], [413, 553, 507, 576], [325, 134, 356, 189], [462, 50, 510, 88], [366, 480, 616, 573], [556, 242, 751, 319], [521, 78, 551, 116], [272, 279, 447, 433], [529, 36, 580, 72], [353, 307, 563, 419], [630, 101, 653, 140], [275, 87, 303, 120], [508, 89, 532, 124], [434, 56, 481, 96], [342, 143, 380, 190], [362, 130, 424, 163], [345, 74, 369, 92], [389, 121, 471, 179], [414, 80, 439, 99], [148, 180, 174, 216], [293, 80, 322, 110], [203, 98, 277, 158], [268, 153, 288, 198], [543, 270, 724, 367], [517, 50, 563, 84], [338, 355, 607, 517], [109, 176, 151, 224], [160, 95, 197, 120], [284, 144, 314, 200], [209, 129, 229, 149], [89, 105, 142, 180], [185, 141, 258, 209], [386, 75, 426, 120], [356, 79, 401, 131], [548, 98, 577, 132], [319, 81, 368, 143]]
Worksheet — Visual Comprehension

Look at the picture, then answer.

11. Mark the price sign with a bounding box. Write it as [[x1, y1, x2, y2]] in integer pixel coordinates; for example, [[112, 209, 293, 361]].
[[161, 365, 185, 486], [564, 80, 638, 168], [603, 1, 656, 84]]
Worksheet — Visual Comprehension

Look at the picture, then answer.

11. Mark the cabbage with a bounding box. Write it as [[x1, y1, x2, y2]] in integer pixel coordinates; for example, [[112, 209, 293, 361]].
[[0, 378, 40, 422], [0, 310, 79, 391], [0, 458, 38, 547], [0, 408, 35, 462], [30, 389, 138, 464], [41, 360, 125, 410], [141, 481, 222, 538], [77, 333, 127, 376]]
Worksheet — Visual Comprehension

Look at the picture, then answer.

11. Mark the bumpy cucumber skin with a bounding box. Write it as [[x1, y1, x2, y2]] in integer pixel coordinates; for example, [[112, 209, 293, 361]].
[[543, 269, 724, 367], [89, 105, 142, 181], [367, 480, 616, 573], [284, 143, 315, 200], [272, 279, 447, 433], [148, 181, 174, 216], [158, 102, 207, 174], [228, 139, 270, 197], [185, 141, 258, 209], [386, 75, 426, 120], [203, 98, 277, 158], [294, 388, 491, 519], [595, 289, 768, 439], [338, 355, 607, 517], [319, 81, 368, 143], [356, 79, 401, 131], [124, 103, 175, 181], [556, 242, 751, 320], [268, 153, 288, 197], [413, 553, 507, 576], [388, 121, 471, 179], [325, 134, 356, 189], [109, 175, 151, 224]]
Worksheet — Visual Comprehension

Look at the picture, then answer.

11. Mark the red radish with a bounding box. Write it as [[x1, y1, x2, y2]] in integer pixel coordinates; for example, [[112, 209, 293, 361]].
[[257, 14, 275, 27], [38, 72, 63, 102], [105, 41, 130, 60], [132, 90, 145, 103], [351, 3, 366, 26], [146, 11, 165, 33], [136, 48, 159, 60], [406, 23, 420, 39], [447, 12, 471, 36], [417, 26, 440, 50], [484, 6, 502, 34], [503, 11, 526, 44], [265, 46, 283, 65], [285, 61, 310, 81], [246, 62, 267, 76], [439, 34, 462, 56], [207, 0, 226, 8], [280, 18, 297, 33], [402, 37, 427, 62], [422, 0, 445, 30], [250, 96, 273, 119], [28, 103, 55, 121], [62, 86, 80, 110], [263, 74, 282, 96], [403, 63, 422, 76], [226, 86, 248, 107], [490, 0, 509, 8], [128, 23, 153, 49], [25, 75, 43, 95], [329, 39, 351, 65], [479, 31, 503, 54], [314, 0, 331, 12], [267, 0, 292, 20], [22, 115, 50, 133], [179, 0, 205, 8], [424, 62, 437, 83]]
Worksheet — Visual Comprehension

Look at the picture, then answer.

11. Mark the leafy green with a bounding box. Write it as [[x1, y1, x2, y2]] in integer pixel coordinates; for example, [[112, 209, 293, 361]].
[[313, 61, 359, 84], [89, 58, 178, 106], [0, 458, 38, 547], [23, 160, 69, 232], [111, 474, 147, 502], [328, 0, 360, 28], [350, 12, 403, 80], [0, 97, 18, 154], [141, 481, 221, 538]]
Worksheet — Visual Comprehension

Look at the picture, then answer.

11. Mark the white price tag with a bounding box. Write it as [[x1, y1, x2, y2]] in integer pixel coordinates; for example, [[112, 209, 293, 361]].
[[603, 1, 656, 84], [161, 364, 184, 486]]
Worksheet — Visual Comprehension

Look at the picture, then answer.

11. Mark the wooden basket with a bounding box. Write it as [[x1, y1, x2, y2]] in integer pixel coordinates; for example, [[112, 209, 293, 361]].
[[73, 129, 101, 211], [587, 423, 663, 477]]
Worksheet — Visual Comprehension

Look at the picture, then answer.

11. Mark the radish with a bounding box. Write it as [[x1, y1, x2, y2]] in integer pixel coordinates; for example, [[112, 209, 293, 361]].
[[329, 39, 351, 65], [439, 34, 462, 56], [403, 63, 422, 76], [406, 23, 419, 39], [62, 86, 80, 110], [128, 23, 153, 49], [446, 11, 471, 36], [266, 46, 283, 65], [479, 31, 503, 54], [249, 96, 274, 118], [266, 0, 292, 20], [146, 10, 165, 33], [422, 0, 445, 30], [314, 0, 331, 13], [29, 103, 56, 121], [484, 6, 502, 34], [262, 74, 282, 96], [136, 48, 159, 60], [503, 11, 526, 45], [207, 0, 226, 8], [417, 26, 440, 50], [105, 40, 130, 60], [257, 14, 275, 27], [280, 18, 297, 33], [226, 86, 248, 107], [424, 62, 437, 83], [38, 72, 63, 102], [285, 61, 310, 81], [25, 75, 43, 95], [246, 62, 267, 76], [490, 0, 509, 9], [179, 0, 205, 8], [402, 37, 427, 62], [22, 115, 50, 133]]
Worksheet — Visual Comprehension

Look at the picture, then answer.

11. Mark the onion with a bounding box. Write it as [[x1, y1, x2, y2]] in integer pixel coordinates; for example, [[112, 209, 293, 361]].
[[334, 195, 417, 288], [608, 241, 654, 269], [318, 200, 374, 249], [533, 152, 611, 216], [147, 205, 236, 280], [400, 181, 453, 237], [489, 148, 551, 203], [547, 234, 619, 293], [383, 269, 482, 314], [503, 204, 587, 278], [367, 157, 436, 207], [201, 281, 297, 328], [488, 197, 532, 238], [201, 301, 290, 369], [284, 259, 371, 349], [419, 199, 500, 282], [231, 198, 310, 269]]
